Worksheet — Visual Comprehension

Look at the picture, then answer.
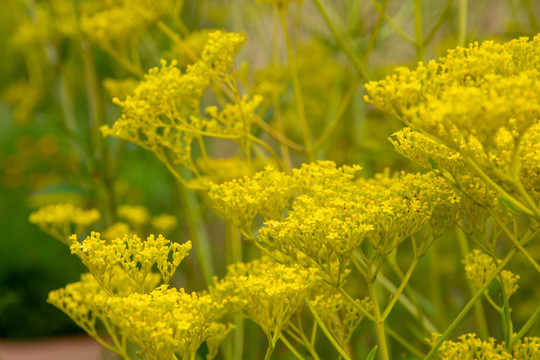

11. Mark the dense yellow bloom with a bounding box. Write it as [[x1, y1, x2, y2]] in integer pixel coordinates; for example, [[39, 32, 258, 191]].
[[208, 164, 296, 236], [29, 203, 100, 244], [211, 256, 320, 346], [102, 30, 258, 183], [201, 31, 246, 80], [365, 35, 540, 218], [212, 161, 463, 282], [431, 333, 540, 359], [48, 269, 160, 356], [106, 286, 228, 360], [70, 231, 191, 293]]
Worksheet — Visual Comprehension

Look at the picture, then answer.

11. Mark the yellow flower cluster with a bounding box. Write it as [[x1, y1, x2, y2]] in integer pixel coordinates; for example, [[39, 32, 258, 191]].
[[210, 161, 463, 282], [29, 203, 100, 244], [102, 31, 261, 183], [106, 286, 228, 360], [80, 0, 169, 48], [70, 231, 191, 293], [432, 333, 540, 359], [463, 250, 520, 297], [47, 269, 161, 356], [211, 256, 319, 346], [201, 31, 246, 80], [365, 35, 540, 217], [208, 165, 296, 236]]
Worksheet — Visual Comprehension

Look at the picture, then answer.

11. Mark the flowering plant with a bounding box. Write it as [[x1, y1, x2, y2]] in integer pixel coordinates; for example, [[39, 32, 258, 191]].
[[4, 0, 540, 359]]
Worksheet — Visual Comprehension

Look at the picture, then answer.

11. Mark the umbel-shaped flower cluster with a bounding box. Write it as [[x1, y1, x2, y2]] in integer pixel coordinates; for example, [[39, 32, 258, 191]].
[[47, 230, 236, 360], [29, 203, 100, 244], [209, 161, 466, 283], [101, 30, 262, 188], [365, 35, 540, 219]]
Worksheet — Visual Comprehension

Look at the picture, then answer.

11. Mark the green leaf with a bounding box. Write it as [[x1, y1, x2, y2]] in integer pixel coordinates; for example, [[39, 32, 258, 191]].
[[367, 345, 378, 360]]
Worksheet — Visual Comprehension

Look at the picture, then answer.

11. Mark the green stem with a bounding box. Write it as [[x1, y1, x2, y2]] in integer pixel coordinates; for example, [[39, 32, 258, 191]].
[[366, 0, 416, 44], [306, 300, 352, 360], [509, 303, 540, 348], [423, 0, 454, 46], [385, 327, 425, 358], [456, 228, 489, 339], [277, 5, 313, 161], [463, 156, 535, 217], [177, 184, 214, 285], [425, 247, 517, 359], [226, 223, 244, 360], [367, 279, 390, 360], [311, 0, 371, 80], [489, 209, 540, 275], [81, 40, 117, 226], [381, 256, 418, 320], [364, 0, 390, 63], [280, 335, 306, 360]]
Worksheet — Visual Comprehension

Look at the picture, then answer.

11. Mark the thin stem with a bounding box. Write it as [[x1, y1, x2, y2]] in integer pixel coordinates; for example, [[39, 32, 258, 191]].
[[381, 256, 418, 320], [82, 40, 117, 226], [509, 303, 540, 348], [463, 156, 535, 217], [277, 5, 313, 161], [306, 300, 352, 360], [311, 0, 371, 80], [364, 0, 390, 63], [456, 227, 489, 339], [489, 209, 540, 275], [177, 183, 215, 285], [367, 278, 390, 360], [385, 327, 425, 358], [423, 0, 454, 47], [280, 335, 306, 360], [254, 116, 305, 153], [226, 223, 244, 360], [366, 0, 416, 44], [156, 20, 199, 62]]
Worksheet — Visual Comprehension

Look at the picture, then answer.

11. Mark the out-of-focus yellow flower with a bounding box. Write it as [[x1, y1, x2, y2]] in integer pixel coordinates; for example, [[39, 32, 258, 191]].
[[29, 203, 100, 244]]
